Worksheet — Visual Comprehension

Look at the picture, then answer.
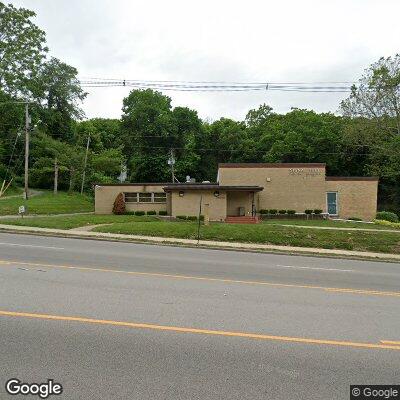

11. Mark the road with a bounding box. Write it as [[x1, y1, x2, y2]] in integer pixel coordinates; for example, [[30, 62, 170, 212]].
[[0, 232, 399, 399]]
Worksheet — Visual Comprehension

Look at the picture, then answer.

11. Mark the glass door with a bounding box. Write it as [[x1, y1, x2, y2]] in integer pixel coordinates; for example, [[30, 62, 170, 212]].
[[327, 192, 338, 215]]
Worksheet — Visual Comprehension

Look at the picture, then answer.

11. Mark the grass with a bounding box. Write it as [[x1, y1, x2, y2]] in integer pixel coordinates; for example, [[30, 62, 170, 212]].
[[1, 210, 399, 254], [92, 221, 400, 254], [0, 186, 23, 197], [0, 214, 158, 229], [261, 218, 394, 230], [0, 191, 94, 215]]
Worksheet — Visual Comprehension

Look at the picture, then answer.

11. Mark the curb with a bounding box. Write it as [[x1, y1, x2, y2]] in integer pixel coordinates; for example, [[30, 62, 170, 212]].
[[0, 225, 400, 262]]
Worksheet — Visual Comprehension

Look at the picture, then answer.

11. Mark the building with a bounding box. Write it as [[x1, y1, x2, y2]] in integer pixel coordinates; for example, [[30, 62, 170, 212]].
[[95, 163, 378, 221]]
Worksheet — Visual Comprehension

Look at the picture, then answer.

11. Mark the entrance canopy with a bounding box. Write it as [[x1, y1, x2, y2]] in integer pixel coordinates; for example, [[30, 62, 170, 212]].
[[163, 183, 264, 220]]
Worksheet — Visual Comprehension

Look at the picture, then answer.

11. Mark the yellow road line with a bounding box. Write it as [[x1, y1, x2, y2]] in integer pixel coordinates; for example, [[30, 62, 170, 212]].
[[380, 340, 400, 345], [0, 310, 399, 351], [0, 259, 399, 298]]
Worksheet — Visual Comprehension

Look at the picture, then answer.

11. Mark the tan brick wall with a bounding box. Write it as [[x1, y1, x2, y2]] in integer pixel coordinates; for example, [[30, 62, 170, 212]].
[[170, 190, 227, 221], [95, 184, 167, 214], [325, 180, 378, 221], [219, 166, 327, 212], [227, 192, 253, 216]]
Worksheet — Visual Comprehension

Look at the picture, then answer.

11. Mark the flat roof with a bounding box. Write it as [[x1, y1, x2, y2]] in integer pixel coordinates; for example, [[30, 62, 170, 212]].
[[95, 183, 169, 186], [218, 163, 326, 168], [163, 184, 263, 192], [325, 177, 379, 181]]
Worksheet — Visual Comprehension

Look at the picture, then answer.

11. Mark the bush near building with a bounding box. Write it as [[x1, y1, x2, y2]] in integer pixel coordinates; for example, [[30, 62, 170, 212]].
[[376, 211, 399, 223], [112, 193, 125, 215]]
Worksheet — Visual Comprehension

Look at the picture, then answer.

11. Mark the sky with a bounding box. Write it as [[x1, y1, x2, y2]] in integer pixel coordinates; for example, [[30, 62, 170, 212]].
[[10, 0, 400, 122]]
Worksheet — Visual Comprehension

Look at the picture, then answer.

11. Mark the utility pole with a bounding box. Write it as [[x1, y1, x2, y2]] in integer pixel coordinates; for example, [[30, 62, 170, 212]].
[[54, 157, 59, 195], [81, 133, 90, 194], [168, 148, 176, 183], [24, 103, 30, 200]]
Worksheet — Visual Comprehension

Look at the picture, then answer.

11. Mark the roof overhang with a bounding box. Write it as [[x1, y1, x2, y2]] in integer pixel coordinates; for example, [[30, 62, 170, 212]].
[[163, 184, 263, 192]]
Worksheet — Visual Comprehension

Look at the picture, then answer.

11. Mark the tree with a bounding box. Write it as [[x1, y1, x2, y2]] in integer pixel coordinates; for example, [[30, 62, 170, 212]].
[[340, 54, 400, 138], [121, 89, 174, 182], [31, 57, 87, 141], [0, 2, 48, 95], [340, 55, 400, 213]]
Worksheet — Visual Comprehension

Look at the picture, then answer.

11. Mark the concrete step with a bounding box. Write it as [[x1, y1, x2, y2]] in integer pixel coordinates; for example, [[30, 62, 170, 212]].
[[225, 216, 260, 224]]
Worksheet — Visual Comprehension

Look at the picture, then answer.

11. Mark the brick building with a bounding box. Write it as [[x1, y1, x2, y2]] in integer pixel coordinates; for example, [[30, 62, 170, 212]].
[[95, 163, 378, 221]]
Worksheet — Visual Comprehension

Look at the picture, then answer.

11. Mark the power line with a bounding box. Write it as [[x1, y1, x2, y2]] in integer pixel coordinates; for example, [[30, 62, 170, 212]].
[[77, 77, 353, 93]]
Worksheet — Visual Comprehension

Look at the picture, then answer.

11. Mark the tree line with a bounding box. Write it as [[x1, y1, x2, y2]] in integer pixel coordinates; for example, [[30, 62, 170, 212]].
[[0, 2, 399, 214]]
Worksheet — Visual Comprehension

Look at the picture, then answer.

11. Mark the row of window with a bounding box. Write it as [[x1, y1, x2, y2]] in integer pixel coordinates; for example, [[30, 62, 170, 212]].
[[124, 192, 166, 204]]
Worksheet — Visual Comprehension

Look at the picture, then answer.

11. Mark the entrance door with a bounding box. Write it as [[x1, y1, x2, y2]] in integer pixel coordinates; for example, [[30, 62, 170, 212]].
[[327, 192, 338, 215]]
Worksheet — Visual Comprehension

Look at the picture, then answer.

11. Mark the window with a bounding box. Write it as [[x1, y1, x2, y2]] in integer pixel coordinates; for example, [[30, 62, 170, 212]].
[[153, 192, 166, 203], [124, 192, 166, 204], [124, 193, 138, 203], [138, 193, 152, 203]]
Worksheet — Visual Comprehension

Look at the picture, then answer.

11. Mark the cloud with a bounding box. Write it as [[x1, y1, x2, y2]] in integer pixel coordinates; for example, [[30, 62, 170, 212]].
[[10, 0, 400, 121]]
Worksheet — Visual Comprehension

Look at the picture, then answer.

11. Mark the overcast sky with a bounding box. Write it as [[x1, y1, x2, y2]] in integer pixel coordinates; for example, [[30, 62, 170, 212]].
[[10, 0, 400, 121]]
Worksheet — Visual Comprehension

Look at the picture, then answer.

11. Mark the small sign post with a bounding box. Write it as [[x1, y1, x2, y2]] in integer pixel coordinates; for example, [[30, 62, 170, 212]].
[[18, 205, 26, 218]]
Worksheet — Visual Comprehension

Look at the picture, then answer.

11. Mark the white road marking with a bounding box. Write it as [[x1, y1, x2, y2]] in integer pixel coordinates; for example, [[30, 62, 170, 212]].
[[276, 265, 355, 272], [0, 242, 64, 250]]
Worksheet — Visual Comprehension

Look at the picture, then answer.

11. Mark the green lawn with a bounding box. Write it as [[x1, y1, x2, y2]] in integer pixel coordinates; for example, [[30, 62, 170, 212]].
[[0, 186, 23, 197], [0, 192, 94, 215], [93, 221, 400, 254], [261, 218, 393, 230], [0, 214, 158, 229]]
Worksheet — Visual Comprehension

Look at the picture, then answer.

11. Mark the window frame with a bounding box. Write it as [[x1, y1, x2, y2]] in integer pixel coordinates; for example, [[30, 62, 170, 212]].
[[123, 192, 167, 204]]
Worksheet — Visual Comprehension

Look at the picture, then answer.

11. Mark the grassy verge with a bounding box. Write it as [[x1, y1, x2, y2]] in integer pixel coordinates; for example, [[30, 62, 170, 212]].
[[0, 214, 158, 229], [0, 186, 23, 197], [0, 192, 94, 215], [261, 219, 394, 230], [93, 221, 400, 254]]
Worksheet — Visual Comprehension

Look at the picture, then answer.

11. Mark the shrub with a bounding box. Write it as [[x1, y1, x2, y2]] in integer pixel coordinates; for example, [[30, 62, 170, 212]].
[[199, 215, 204, 221], [158, 210, 168, 216], [305, 209, 313, 215], [146, 210, 157, 215], [259, 209, 268, 214], [374, 219, 400, 229], [112, 193, 125, 215], [268, 209, 278, 214], [124, 211, 136, 215], [187, 216, 198, 221], [176, 215, 187, 220], [287, 210, 296, 215], [278, 209, 287, 215], [134, 211, 145, 216], [348, 217, 362, 221], [313, 209, 322, 215], [376, 211, 399, 223]]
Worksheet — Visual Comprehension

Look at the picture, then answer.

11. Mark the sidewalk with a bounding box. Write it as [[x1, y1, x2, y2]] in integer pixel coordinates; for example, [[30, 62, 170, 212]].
[[0, 223, 399, 261]]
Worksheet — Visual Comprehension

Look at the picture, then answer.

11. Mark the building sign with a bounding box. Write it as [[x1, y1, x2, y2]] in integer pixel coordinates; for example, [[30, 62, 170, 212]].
[[289, 168, 322, 178]]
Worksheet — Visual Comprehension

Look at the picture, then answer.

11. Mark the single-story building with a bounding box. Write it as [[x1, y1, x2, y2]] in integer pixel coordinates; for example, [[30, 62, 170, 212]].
[[95, 163, 378, 221]]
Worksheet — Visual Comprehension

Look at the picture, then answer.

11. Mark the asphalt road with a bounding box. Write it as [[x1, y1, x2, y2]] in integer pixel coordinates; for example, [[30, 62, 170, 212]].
[[0, 232, 399, 399]]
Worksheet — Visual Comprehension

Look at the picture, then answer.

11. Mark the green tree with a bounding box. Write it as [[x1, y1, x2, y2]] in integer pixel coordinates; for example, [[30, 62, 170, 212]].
[[340, 55, 400, 213], [0, 2, 48, 95], [31, 57, 87, 141]]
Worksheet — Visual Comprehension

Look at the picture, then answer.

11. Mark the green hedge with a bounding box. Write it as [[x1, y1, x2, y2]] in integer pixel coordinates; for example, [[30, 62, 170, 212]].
[[376, 211, 399, 223], [134, 211, 146, 216], [158, 210, 168, 216]]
